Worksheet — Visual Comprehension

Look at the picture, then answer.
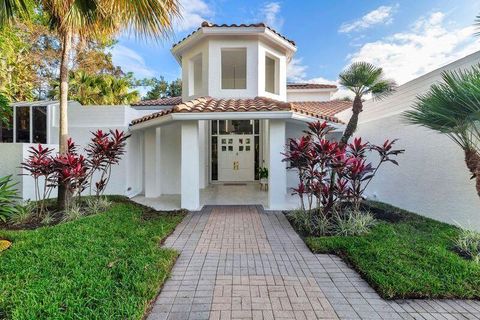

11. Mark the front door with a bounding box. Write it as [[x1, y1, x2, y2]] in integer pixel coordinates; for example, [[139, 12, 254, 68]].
[[218, 135, 254, 181]]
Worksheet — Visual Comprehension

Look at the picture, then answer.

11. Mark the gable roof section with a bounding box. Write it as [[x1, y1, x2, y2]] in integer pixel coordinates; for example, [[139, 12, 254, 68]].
[[287, 83, 337, 90], [130, 97, 351, 126], [131, 96, 182, 107], [173, 22, 296, 49]]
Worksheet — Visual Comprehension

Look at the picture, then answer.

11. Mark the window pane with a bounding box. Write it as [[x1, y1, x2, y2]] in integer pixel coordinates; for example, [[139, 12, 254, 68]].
[[254, 136, 260, 180], [265, 56, 276, 94], [211, 136, 218, 180], [254, 120, 259, 134], [211, 120, 218, 135], [219, 120, 253, 135], [0, 112, 13, 142], [32, 106, 47, 144], [16, 107, 30, 142], [221, 48, 247, 89]]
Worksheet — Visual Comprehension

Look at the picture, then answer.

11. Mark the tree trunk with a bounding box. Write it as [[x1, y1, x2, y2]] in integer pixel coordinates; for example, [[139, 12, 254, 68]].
[[465, 148, 480, 198], [339, 95, 363, 147], [57, 29, 73, 210]]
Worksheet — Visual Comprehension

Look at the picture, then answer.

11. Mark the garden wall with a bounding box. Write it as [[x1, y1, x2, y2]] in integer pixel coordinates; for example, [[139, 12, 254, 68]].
[[337, 51, 480, 230]]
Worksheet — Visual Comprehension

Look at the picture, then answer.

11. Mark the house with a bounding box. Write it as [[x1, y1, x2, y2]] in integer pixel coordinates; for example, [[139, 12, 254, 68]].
[[0, 22, 352, 210], [337, 50, 480, 230]]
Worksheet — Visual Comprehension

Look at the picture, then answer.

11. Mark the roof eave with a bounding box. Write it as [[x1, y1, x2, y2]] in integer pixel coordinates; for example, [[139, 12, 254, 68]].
[[171, 27, 297, 64]]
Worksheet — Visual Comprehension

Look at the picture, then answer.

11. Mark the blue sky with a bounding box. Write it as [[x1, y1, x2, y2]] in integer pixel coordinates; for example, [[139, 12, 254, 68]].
[[112, 0, 480, 96]]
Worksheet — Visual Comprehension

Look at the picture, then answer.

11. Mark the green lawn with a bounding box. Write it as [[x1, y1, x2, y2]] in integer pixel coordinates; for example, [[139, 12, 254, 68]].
[[305, 201, 480, 300], [0, 199, 185, 319]]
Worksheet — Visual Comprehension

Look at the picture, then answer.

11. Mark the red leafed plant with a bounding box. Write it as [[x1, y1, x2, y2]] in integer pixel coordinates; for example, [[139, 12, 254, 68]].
[[21, 130, 130, 211], [85, 129, 130, 197], [283, 121, 404, 219]]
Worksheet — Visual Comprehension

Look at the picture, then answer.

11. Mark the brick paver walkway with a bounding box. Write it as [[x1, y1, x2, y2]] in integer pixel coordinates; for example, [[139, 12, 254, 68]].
[[147, 206, 480, 320]]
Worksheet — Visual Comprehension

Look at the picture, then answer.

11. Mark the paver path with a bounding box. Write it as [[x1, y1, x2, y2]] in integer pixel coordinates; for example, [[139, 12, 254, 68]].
[[147, 206, 480, 320]]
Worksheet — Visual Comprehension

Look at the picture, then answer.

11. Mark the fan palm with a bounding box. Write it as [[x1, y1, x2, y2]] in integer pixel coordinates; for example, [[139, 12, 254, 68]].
[[1, 0, 180, 207], [403, 65, 480, 198], [338, 62, 396, 146]]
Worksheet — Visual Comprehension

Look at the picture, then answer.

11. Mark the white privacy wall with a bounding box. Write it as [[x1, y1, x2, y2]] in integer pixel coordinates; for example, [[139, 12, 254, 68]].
[[337, 51, 480, 230]]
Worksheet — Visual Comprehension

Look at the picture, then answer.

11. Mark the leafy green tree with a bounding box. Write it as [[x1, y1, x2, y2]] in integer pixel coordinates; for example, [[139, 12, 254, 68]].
[[404, 66, 480, 198], [1, 0, 180, 208], [338, 62, 396, 146], [168, 78, 182, 97], [144, 76, 169, 100], [0, 93, 11, 127]]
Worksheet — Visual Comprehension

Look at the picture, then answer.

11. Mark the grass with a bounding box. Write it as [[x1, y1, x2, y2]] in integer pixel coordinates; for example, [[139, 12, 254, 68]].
[[305, 201, 480, 300], [0, 199, 185, 319]]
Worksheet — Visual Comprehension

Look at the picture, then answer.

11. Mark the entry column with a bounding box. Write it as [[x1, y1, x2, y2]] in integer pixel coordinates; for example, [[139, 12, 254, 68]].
[[181, 121, 200, 210], [144, 127, 161, 198], [268, 119, 287, 209]]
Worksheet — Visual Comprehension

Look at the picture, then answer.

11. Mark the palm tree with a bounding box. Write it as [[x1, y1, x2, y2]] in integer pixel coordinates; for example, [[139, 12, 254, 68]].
[[403, 66, 480, 198], [338, 62, 396, 146], [1, 0, 180, 207]]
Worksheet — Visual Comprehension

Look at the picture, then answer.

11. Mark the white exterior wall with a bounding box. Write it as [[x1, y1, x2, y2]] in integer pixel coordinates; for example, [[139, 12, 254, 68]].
[[159, 123, 181, 194], [208, 39, 259, 99], [336, 51, 480, 230], [258, 42, 287, 101], [181, 41, 209, 101], [286, 90, 332, 102]]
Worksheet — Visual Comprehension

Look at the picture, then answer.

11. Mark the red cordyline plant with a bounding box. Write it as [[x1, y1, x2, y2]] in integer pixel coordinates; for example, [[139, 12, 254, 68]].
[[283, 121, 404, 217], [21, 130, 130, 211], [85, 130, 129, 196]]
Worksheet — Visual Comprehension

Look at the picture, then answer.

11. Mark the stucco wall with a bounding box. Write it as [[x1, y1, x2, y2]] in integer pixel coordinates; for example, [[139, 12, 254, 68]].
[[160, 123, 181, 194], [336, 51, 480, 230], [286, 91, 332, 102]]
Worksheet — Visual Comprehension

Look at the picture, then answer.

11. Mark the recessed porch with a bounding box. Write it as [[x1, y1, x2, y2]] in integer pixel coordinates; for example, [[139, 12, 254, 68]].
[[131, 182, 302, 211]]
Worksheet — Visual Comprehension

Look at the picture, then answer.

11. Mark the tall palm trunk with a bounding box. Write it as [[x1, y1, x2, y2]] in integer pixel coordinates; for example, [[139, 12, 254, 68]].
[[57, 29, 72, 209], [465, 148, 480, 198], [340, 95, 363, 147]]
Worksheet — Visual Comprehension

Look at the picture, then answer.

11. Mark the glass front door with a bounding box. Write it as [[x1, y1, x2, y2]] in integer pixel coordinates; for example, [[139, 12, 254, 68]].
[[211, 120, 260, 182]]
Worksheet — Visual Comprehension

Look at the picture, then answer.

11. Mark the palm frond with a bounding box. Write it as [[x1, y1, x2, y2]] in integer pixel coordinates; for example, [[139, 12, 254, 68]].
[[475, 14, 480, 37], [339, 61, 396, 99], [403, 64, 480, 151], [0, 0, 32, 26]]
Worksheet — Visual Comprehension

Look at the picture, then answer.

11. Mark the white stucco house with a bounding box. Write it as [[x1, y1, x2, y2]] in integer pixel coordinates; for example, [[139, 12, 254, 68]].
[[0, 22, 352, 210]]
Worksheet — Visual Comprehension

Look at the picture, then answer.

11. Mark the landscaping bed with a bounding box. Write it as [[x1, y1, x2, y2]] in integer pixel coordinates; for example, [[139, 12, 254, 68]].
[[303, 201, 480, 300], [0, 198, 185, 319]]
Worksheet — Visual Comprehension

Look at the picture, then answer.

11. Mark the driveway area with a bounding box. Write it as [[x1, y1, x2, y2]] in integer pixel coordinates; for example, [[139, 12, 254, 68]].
[[147, 206, 480, 320]]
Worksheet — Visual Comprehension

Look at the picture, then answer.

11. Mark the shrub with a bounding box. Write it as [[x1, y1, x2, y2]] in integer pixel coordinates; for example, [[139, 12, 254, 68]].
[[0, 175, 19, 222], [334, 209, 377, 236], [21, 130, 130, 212], [287, 208, 333, 236], [283, 121, 403, 216], [84, 196, 112, 215], [9, 201, 36, 225], [62, 204, 84, 222], [455, 229, 480, 263]]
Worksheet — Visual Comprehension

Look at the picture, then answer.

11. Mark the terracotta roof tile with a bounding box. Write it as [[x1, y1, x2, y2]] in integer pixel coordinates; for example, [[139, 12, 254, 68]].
[[131, 96, 182, 107], [289, 100, 352, 118], [130, 97, 351, 126], [287, 83, 337, 90], [172, 22, 295, 49]]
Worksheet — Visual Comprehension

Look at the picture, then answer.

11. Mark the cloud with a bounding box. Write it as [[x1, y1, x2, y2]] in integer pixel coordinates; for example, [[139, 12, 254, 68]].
[[110, 45, 155, 78], [175, 0, 214, 32], [260, 2, 284, 30], [286, 58, 308, 82], [348, 11, 480, 84], [339, 5, 398, 33]]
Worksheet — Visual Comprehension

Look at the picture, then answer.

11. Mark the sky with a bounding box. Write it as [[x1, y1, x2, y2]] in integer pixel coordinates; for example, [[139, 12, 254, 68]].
[[111, 0, 480, 98]]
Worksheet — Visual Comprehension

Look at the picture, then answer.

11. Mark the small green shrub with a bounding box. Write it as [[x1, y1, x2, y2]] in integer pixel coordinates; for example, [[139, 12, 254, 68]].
[[0, 175, 19, 222], [41, 212, 55, 225], [455, 229, 480, 263], [9, 201, 36, 225], [334, 209, 376, 236], [287, 208, 332, 236], [84, 197, 112, 215], [62, 205, 84, 222]]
